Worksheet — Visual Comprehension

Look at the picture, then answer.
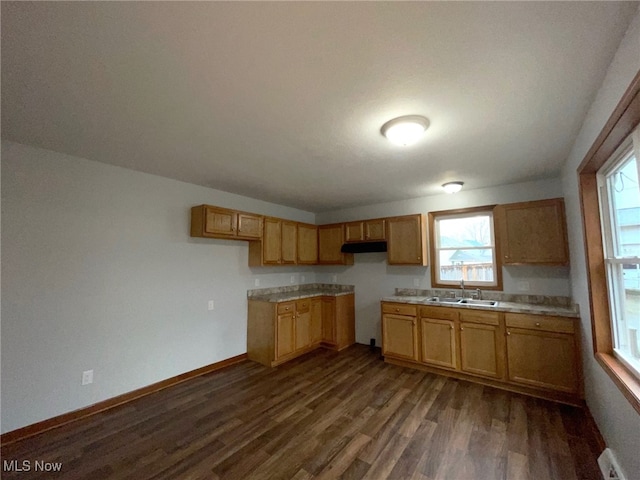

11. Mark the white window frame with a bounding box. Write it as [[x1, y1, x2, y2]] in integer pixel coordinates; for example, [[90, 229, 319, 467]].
[[431, 209, 499, 289], [597, 130, 640, 380]]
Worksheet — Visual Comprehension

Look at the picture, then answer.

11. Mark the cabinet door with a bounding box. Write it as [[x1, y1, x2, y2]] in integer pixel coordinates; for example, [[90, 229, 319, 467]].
[[310, 298, 323, 344], [460, 322, 501, 378], [496, 198, 568, 265], [281, 221, 297, 264], [297, 223, 318, 264], [322, 297, 336, 344], [237, 213, 263, 239], [506, 328, 578, 393], [318, 224, 346, 264], [335, 293, 355, 350], [276, 312, 295, 359], [387, 215, 426, 265], [295, 310, 311, 350], [204, 206, 236, 237], [420, 318, 457, 369], [365, 219, 386, 241], [345, 222, 364, 242], [262, 218, 282, 264], [383, 314, 418, 361]]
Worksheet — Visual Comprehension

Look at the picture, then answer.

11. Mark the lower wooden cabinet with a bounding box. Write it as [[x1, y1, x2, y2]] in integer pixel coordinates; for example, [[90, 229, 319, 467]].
[[381, 302, 581, 404], [322, 294, 356, 351], [419, 306, 458, 369], [276, 304, 296, 359], [505, 313, 579, 394], [382, 312, 419, 361], [459, 310, 504, 380], [248, 294, 355, 367]]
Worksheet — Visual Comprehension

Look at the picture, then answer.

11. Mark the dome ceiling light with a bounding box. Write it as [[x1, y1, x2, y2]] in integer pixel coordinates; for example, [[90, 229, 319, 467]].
[[381, 115, 430, 146], [442, 181, 464, 194]]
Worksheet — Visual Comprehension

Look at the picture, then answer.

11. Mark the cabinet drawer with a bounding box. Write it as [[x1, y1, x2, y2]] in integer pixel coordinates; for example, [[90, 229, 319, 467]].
[[277, 302, 296, 315], [505, 313, 574, 334], [382, 303, 417, 316], [459, 310, 500, 326], [420, 306, 459, 321], [296, 299, 311, 313]]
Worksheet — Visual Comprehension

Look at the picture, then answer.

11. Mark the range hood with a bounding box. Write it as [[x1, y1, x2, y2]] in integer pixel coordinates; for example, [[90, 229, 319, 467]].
[[340, 241, 387, 253]]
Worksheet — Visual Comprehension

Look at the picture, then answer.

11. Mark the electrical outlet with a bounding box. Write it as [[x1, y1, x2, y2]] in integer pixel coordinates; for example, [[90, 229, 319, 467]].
[[598, 449, 624, 480], [82, 370, 93, 386], [413, 278, 420, 287], [517, 281, 530, 292], [254, 278, 260, 287], [208, 300, 214, 311]]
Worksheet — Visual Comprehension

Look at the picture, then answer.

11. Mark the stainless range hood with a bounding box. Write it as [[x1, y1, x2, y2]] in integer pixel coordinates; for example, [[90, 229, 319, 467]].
[[340, 241, 387, 253]]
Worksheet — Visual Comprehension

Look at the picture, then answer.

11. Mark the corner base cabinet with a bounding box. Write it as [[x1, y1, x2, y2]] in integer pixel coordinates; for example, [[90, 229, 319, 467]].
[[248, 293, 355, 367]]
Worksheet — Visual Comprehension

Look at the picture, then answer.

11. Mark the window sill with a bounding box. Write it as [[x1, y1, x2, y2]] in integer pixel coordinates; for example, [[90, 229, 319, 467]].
[[596, 352, 640, 415]]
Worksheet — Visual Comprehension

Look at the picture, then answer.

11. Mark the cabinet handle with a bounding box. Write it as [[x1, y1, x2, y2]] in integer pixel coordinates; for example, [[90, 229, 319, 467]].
[[507, 331, 511, 335], [395, 308, 399, 312], [450, 325, 454, 330], [412, 320, 416, 326], [535, 322, 541, 327], [460, 327, 464, 331], [285, 307, 289, 310]]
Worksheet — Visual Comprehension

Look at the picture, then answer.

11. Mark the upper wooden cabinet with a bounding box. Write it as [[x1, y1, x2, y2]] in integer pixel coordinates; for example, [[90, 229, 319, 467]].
[[318, 224, 354, 265], [261, 217, 282, 265], [297, 223, 318, 264], [281, 221, 297, 264], [344, 219, 386, 243], [386, 214, 427, 265], [191, 205, 262, 240], [495, 198, 569, 265]]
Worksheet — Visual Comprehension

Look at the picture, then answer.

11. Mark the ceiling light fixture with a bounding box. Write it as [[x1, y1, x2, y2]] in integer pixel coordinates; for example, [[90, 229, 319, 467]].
[[442, 181, 464, 194], [381, 115, 429, 146]]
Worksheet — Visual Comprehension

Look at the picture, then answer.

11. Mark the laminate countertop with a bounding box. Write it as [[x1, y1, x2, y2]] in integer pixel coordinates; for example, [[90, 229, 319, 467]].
[[381, 295, 579, 318], [248, 284, 354, 303]]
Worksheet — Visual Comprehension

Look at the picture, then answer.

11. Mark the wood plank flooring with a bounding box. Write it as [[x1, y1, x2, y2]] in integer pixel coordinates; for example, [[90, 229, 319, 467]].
[[1, 345, 604, 479]]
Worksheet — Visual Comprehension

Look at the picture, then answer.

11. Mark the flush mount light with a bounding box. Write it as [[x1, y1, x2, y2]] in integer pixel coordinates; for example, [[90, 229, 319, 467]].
[[442, 181, 464, 194], [381, 115, 429, 146]]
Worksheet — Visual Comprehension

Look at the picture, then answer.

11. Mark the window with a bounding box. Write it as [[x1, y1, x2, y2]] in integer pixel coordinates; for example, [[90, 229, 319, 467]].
[[429, 207, 502, 290], [598, 132, 640, 379], [578, 70, 640, 414]]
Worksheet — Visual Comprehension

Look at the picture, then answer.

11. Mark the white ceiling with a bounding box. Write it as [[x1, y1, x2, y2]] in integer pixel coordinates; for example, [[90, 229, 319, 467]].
[[2, 2, 638, 212]]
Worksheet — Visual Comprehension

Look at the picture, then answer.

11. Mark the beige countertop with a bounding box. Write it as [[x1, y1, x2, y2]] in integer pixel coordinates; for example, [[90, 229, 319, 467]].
[[381, 295, 579, 318]]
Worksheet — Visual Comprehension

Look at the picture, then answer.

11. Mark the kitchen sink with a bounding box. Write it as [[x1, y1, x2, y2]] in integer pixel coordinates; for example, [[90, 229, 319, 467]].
[[425, 297, 461, 304], [423, 297, 498, 307], [458, 299, 498, 306]]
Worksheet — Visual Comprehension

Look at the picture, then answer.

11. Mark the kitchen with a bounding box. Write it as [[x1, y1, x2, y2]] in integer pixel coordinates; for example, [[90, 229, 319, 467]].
[[2, 2, 640, 479]]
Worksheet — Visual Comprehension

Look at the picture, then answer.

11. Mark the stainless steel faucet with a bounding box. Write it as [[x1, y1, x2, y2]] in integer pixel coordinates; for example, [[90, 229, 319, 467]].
[[475, 288, 482, 300], [460, 278, 465, 298]]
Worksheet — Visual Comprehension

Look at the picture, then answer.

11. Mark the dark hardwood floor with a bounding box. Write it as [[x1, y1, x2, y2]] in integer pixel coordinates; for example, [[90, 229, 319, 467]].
[[1, 345, 603, 480]]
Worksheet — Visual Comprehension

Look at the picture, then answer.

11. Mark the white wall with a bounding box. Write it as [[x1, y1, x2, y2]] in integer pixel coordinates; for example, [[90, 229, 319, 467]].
[[561, 6, 640, 480], [316, 177, 571, 345], [0, 141, 317, 433]]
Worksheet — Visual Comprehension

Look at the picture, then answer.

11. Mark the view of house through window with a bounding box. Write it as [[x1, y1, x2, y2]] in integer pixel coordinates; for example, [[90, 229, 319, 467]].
[[433, 211, 498, 287], [598, 130, 640, 378]]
